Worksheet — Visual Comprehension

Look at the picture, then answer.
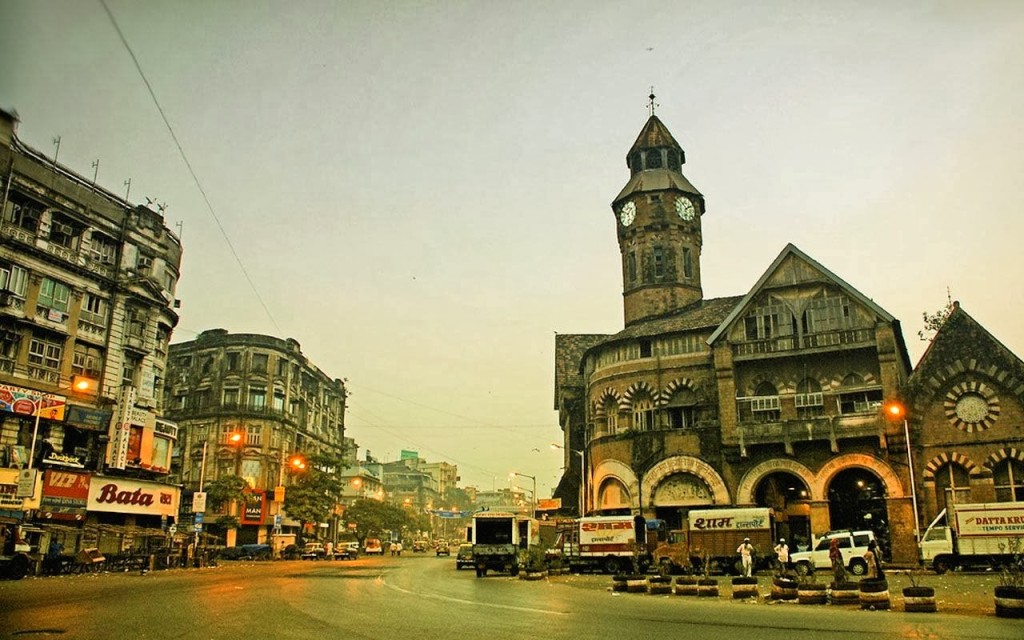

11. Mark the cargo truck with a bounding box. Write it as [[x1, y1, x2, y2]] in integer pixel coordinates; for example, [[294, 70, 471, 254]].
[[553, 515, 650, 575], [919, 501, 1024, 574], [470, 511, 537, 577], [653, 507, 775, 575]]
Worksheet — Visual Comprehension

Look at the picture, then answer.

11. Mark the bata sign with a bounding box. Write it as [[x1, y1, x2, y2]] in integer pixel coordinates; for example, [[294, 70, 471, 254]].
[[87, 477, 180, 517]]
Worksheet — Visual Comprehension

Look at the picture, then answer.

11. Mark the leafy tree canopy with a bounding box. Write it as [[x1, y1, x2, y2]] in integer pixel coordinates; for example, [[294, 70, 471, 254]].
[[343, 499, 407, 542], [283, 453, 345, 536], [204, 476, 246, 511]]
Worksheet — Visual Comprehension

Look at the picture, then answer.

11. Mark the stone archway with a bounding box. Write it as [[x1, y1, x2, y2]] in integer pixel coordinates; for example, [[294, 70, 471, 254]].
[[811, 453, 904, 499], [642, 456, 730, 509], [591, 458, 638, 511], [736, 459, 817, 504]]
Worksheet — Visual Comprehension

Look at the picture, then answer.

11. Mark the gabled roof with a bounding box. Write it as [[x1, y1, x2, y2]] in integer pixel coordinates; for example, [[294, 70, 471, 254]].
[[907, 302, 1024, 402], [708, 243, 897, 345]]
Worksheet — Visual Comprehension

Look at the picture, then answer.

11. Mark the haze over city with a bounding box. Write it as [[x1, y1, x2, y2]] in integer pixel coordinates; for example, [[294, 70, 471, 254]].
[[2, 0, 1022, 498]]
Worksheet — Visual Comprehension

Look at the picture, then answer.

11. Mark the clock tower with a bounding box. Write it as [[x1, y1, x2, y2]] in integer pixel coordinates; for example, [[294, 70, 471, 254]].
[[612, 99, 704, 326]]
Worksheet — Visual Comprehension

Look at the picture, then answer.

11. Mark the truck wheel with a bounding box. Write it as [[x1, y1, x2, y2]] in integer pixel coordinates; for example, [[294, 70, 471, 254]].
[[476, 567, 484, 577], [933, 557, 951, 575], [603, 557, 622, 575], [795, 561, 811, 577], [848, 559, 867, 576], [7, 554, 29, 580]]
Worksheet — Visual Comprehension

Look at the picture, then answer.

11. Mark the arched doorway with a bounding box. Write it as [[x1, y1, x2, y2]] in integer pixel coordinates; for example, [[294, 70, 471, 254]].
[[595, 476, 632, 515], [753, 472, 811, 551], [827, 468, 890, 558], [651, 472, 715, 530]]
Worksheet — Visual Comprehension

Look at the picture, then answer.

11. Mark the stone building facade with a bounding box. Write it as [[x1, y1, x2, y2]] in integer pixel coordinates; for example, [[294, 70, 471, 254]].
[[164, 329, 347, 544], [0, 109, 183, 555], [554, 108, 931, 563]]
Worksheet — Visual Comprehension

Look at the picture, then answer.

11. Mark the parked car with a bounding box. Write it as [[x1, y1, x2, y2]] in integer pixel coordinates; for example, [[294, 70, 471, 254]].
[[435, 542, 450, 557], [239, 543, 272, 560], [333, 541, 359, 560], [791, 529, 876, 576], [455, 543, 474, 570], [301, 542, 326, 560], [364, 538, 383, 555], [412, 540, 428, 553]]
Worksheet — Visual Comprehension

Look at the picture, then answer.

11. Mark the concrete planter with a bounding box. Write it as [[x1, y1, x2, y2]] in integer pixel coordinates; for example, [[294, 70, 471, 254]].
[[771, 576, 798, 601], [994, 585, 1024, 619], [797, 582, 827, 605], [858, 578, 890, 610], [697, 578, 720, 598], [731, 576, 759, 599], [829, 581, 859, 605], [674, 576, 699, 596]]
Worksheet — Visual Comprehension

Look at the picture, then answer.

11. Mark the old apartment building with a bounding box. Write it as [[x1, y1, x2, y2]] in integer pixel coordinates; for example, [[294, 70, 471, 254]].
[[0, 109, 183, 553]]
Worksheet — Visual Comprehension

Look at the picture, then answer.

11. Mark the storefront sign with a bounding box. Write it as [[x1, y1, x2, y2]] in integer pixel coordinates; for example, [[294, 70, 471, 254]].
[[0, 478, 22, 509], [16, 468, 37, 499], [41, 451, 86, 469], [40, 470, 89, 520], [0, 384, 67, 420], [87, 477, 180, 517], [241, 490, 266, 525], [64, 405, 112, 432]]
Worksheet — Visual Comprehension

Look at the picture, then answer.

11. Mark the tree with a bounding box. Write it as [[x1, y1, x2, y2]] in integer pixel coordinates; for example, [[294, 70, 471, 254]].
[[283, 453, 345, 541], [204, 475, 246, 511], [918, 291, 954, 342], [343, 499, 407, 544]]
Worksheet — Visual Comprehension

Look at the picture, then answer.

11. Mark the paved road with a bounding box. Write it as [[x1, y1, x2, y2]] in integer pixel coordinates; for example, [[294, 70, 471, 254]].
[[0, 555, 1019, 639]]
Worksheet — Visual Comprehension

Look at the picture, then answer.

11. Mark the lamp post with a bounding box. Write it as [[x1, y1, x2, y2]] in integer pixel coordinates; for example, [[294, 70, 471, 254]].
[[552, 443, 586, 516], [885, 401, 920, 543], [510, 471, 536, 518]]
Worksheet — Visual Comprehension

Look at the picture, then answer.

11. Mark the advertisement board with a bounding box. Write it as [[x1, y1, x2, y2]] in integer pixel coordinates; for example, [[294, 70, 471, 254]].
[[0, 383, 67, 420], [86, 476, 180, 517], [40, 470, 90, 520]]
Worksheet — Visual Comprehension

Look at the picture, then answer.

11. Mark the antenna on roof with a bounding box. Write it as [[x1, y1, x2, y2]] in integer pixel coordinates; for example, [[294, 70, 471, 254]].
[[124, 178, 132, 202], [91, 159, 100, 185], [648, 87, 658, 116], [52, 136, 61, 165]]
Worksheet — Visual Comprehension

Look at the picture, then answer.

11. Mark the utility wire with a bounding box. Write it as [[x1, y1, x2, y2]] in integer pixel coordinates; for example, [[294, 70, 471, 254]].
[[99, 0, 281, 334]]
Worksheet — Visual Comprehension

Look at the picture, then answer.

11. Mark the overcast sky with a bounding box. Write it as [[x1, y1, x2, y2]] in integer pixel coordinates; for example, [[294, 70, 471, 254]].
[[2, 1, 1022, 499]]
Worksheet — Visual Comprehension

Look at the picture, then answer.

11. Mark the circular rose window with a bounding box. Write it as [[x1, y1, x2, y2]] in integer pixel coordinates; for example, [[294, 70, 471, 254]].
[[944, 383, 999, 432]]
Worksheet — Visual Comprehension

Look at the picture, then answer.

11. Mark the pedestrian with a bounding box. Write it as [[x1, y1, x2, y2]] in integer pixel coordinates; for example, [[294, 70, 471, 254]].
[[389, 541, 397, 557], [864, 540, 882, 579], [774, 537, 790, 575], [396, 541, 403, 556], [829, 537, 846, 583], [325, 541, 333, 559], [736, 537, 754, 577]]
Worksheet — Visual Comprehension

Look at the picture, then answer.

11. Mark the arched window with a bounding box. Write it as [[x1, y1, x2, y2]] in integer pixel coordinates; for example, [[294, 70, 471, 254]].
[[751, 381, 780, 423], [796, 378, 824, 419], [598, 477, 631, 510], [665, 387, 697, 429], [993, 458, 1024, 502], [633, 396, 655, 431], [602, 397, 618, 436], [934, 463, 971, 515], [838, 373, 882, 415]]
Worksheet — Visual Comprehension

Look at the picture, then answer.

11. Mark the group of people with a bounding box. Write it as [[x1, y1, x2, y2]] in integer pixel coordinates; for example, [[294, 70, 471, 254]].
[[734, 535, 884, 580], [389, 541, 403, 556]]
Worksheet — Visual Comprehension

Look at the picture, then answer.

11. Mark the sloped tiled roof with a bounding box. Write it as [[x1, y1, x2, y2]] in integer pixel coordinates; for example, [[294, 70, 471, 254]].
[[613, 168, 702, 204], [629, 115, 682, 155]]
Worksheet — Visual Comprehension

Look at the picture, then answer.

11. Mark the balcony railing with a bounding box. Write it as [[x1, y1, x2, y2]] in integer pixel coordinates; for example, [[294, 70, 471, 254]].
[[733, 413, 884, 456], [733, 328, 875, 357]]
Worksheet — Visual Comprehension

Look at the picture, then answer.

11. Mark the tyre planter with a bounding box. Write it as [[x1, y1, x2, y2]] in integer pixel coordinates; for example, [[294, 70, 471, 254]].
[[902, 586, 936, 613], [626, 576, 648, 593], [648, 576, 673, 595], [829, 581, 860, 605], [994, 585, 1024, 619], [797, 582, 827, 605], [697, 578, 720, 598], [520, 569, 547, 581], [674, 576, 699, 596], [731, 576, 759, 599], [771, 576, 798, 601], [858, 578, 890, 610], [611, 574, 633, 592]]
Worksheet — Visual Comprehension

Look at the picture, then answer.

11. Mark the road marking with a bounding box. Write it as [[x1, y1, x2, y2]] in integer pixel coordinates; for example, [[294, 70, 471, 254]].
[[381, 578, 566, 615]]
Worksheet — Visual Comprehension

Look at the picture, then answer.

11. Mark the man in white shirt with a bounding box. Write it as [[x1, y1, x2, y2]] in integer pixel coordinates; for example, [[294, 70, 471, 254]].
[[736, 537, 754, 577]]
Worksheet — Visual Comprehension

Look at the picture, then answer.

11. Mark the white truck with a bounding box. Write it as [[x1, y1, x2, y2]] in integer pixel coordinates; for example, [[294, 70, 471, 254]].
[[920, 502, 1024, 574], [470, 511, 537, 577], [554, 515, 648, 575]]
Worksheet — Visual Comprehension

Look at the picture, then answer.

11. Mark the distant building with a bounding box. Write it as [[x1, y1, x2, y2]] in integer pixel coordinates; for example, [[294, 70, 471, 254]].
[[164, 329, 347, 545], [0, 109, 183, 555]]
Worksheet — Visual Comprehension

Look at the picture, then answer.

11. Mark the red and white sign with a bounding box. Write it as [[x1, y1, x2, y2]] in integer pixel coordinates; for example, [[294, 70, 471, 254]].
[[87, 477, 180, 517], [41, 470, 91, 520]]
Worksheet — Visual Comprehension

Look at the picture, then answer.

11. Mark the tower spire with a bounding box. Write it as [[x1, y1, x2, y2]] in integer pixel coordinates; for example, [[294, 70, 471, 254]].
[[647, 87, 658, 116]]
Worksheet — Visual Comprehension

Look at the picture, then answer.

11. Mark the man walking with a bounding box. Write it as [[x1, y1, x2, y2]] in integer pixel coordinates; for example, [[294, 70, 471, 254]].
[[774, 537, 790, 574], [736, 537, 755, 577]]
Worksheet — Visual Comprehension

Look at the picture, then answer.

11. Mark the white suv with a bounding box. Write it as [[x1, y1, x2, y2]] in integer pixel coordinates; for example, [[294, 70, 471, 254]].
[[790, 530, 876, 576]]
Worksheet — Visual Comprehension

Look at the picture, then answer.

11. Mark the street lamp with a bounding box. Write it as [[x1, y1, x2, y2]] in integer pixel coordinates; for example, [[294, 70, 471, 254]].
[[885, 401, 920, 543], [551, 443, 586, 516], [509, 471, 536, 518]]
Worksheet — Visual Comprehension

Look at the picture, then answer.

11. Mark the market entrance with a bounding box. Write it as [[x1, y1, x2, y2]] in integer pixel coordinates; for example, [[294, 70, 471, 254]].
[[753, 471, 811, 551], [827, 468, 890, 557]]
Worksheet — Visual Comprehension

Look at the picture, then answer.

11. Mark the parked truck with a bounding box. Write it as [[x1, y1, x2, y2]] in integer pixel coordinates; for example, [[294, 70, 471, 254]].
[[653, 507, 775, 575], [920, 501, 1024, 574], [470, 511, 537, 577], [553, 515, 650, 575]]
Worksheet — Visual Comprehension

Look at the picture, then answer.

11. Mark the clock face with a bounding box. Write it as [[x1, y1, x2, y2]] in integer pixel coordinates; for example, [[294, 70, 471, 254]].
[[675, 196, 696, 221], [619, 201, 636, 226]]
